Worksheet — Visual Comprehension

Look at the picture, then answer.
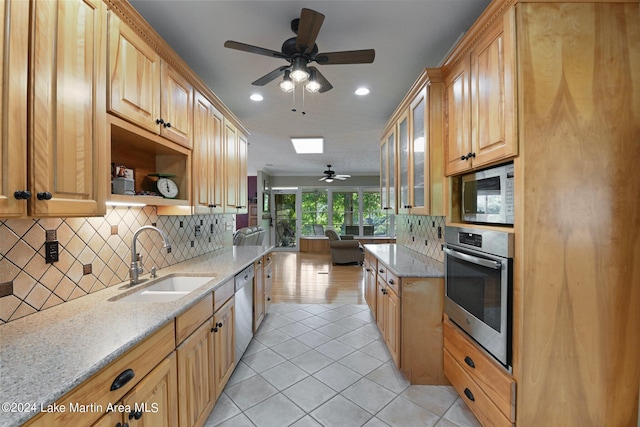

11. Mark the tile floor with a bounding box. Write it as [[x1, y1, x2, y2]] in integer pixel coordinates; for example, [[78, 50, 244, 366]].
[[204, 302, 481, 427]]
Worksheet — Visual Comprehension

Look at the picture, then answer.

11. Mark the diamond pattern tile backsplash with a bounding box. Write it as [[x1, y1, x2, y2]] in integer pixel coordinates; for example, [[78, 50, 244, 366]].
[[396, 214, 446, 263], [0, 207, 233, 323]]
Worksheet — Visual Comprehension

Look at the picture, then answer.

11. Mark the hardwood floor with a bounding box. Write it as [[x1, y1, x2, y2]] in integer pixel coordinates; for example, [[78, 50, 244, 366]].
[[271, 252, 365, 305]]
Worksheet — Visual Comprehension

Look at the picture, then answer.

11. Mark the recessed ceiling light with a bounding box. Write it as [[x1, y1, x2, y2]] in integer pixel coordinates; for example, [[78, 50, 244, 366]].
[[250, 93, 264, 101], [355, 87, 370, 96], [291, 137, 324, 154]]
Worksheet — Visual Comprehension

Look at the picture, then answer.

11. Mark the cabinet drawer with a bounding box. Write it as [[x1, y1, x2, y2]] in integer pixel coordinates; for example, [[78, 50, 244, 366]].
[[386, 270, 400, 296], [214, 278, 235, 312], [444, 320, 515, 421], [377, 262, 388, 283], [263, 253, 273, 268], [444, 349, 512, 427], [175, 293, 213, 345], [26, 322, 175, 427]]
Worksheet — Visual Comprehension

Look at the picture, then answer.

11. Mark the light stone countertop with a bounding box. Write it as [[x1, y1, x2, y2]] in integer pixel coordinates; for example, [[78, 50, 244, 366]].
[[0, 245, 272, 427], [364, 244, 444, 278]]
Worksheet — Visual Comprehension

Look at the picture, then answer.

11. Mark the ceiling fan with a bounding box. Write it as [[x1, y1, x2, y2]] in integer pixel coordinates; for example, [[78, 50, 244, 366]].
[[319, 165, 351, 182], [224, 8, 375, 93]]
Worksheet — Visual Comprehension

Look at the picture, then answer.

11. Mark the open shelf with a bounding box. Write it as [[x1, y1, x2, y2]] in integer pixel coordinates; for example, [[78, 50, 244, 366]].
[[109, 115, 191, 207]]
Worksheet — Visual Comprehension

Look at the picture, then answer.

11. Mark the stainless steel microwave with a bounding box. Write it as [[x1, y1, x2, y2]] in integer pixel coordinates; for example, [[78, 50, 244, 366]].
[[462, 162, 514, 225]]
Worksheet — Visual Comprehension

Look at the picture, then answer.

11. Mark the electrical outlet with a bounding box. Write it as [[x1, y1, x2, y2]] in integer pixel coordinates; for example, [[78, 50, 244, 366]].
[[45, 230, 56, 242], [425, 239, 428, 246], [179, 221, 184, 228], [83, 264, 92, 275], [437, 226, 442, 239], [195, 225, 202, 237], [210, 224, 214, 234], [110, 225, 118, 235], [45, 241, 59, 264], [190, 241, 194, 248]]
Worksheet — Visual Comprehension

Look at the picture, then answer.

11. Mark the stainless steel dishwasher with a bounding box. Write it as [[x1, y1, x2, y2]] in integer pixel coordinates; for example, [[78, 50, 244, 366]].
[[234, 264, 254, 365]]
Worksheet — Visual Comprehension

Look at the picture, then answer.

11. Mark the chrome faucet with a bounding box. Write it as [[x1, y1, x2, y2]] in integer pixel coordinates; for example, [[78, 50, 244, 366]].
[[130, 226, 172, 285]]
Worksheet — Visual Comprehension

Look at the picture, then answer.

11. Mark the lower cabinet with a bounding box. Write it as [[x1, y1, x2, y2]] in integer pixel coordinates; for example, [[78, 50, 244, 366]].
[[443, 319, 515, 426], [213, 296, 235, 400], [264, 254, 273, 313], [254, 258, 265, 331], [366, 250, 447, 385], [177, 319, 215, 427]]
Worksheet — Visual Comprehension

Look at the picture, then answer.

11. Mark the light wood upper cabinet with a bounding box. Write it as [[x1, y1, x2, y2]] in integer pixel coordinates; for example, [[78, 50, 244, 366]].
[[108, 13, 193, 148], [0, 0, 29, 217], [29, 0, 107, 217], [444, 55, 472, 176], [380, 129, 396, 213], [193, 91, 224, 214], [224, 121, 248, 213], [444, 11, 516, 176], [470, 16, 516, 169]]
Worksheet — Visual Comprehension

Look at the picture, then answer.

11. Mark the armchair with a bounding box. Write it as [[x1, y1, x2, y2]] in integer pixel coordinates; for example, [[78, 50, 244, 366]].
[[325, 228, 365, 265]]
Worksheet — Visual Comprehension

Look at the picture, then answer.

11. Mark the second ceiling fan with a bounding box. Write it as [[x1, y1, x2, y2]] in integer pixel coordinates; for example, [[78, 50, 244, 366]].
[[319, 165, 350, 182], [224, 8, 375, 93]]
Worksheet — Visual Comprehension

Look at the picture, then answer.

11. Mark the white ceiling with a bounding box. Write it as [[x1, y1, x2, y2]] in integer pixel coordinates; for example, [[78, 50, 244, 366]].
[[128, 0, 491, 178]]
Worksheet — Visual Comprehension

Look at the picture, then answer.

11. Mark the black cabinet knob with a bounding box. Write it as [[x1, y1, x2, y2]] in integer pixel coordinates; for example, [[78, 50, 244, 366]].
[[388, 279, 394, 285], [163, 122, 171, 128], [14, 190, 31, 200], [37, 191, 52, 200], [217, 322, 223, 328], [213, 326, 219, 332], [464, 356, 476, 369], [156, 118, 165, 125], [129, 410, 143, 420], [267, 297, 271, 301], [463, 388, 475, 402], [460, 155, 467, 161]]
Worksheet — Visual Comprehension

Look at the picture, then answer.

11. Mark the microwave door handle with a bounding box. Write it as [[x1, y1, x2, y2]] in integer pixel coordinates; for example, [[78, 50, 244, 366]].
[[443, 247, 502, 270]]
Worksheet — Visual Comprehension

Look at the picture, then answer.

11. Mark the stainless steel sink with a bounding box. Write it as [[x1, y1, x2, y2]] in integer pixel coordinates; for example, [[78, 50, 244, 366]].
[[111, 275, 215, 303]]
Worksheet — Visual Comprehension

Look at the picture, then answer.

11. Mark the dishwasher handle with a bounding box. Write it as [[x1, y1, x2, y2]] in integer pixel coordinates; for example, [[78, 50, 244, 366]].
[[234, 264, 255, 292]]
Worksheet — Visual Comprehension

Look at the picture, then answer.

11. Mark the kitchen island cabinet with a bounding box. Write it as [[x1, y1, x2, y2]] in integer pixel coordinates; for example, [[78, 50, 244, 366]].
[[364, 244, 447, 385]]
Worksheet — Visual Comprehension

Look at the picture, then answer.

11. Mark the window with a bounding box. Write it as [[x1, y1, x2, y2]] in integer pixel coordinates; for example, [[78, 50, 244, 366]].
[[298, 186, 395, 237], [301, 188, 328, 236]]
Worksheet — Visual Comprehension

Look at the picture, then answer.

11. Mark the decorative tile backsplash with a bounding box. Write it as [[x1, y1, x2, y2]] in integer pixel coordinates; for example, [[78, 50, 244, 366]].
[[0, 207, 233, 323], [396, 214, 446, 263]]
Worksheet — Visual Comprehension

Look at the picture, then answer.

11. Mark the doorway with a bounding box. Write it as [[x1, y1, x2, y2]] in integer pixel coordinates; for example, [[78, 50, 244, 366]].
[[272, 190, 298, 250]]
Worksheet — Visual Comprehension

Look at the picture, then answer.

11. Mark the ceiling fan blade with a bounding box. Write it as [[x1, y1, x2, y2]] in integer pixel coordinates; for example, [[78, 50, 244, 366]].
[[252, 66, 290, 86], [319, 177, 327, 181], [296, 8, 325, 55], [315, 49, 375, 65], [335, 176, 348, 180], [335, 175, 351, 178], [224, 40, 286, 59], [308, 67, 333, 93]]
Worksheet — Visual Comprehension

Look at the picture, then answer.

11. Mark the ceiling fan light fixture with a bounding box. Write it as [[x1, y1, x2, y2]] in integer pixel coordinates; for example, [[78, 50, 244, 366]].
[[279, 70, 295, 92], [290, 57, 310, 83], [325, 178, 334, 183]]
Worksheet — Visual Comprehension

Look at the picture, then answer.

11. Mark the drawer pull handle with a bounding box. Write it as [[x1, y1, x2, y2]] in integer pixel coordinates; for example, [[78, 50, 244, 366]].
[[464, 388, 475, 402], [388, 279, 394, 285], [110, 368, 135, 391], [464, 356, 475, 368]]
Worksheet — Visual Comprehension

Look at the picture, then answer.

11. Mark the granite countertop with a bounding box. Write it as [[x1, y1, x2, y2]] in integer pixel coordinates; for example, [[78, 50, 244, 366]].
[[0, 245, 272, 427], [363, 244, 444, 278]]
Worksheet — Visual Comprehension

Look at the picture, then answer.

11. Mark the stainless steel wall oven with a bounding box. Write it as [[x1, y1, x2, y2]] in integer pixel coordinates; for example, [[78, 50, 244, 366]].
[[443, 226, 514, 367]]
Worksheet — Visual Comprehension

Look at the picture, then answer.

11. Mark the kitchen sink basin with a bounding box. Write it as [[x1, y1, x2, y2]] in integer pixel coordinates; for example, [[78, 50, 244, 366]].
[[111, 275, 215, 303]]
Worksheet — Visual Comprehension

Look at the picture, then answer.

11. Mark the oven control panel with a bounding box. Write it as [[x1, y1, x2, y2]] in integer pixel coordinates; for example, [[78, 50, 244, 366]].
[[459, 232, 482, 248]]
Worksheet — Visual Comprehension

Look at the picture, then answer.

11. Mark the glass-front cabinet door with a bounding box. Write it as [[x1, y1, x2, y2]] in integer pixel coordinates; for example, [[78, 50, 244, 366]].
[[397, 113, 410, 214], [380, 129, 396, 213], [410, 88, 428, 212]]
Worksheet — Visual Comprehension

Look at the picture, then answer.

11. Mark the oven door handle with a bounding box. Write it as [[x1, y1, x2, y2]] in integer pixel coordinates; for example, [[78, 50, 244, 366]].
[[443, 247, 502, 270]]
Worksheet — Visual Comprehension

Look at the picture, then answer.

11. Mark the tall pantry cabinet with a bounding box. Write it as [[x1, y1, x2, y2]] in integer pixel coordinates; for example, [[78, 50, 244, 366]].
[[441, 1, 640, 425]]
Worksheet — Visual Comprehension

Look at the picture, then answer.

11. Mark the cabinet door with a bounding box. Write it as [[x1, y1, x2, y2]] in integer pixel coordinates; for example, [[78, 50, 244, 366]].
[[254, 260, 265, 331], [224, 121, 239, 212], [213, 296, 235, 399], [410, 88, 428, 213], [92, 410, 122, 427], [193, 91, 214, 213], [380, 129, 396, 212], [385, 288, 401, 367], [211, 110, 225, 212], [237, 133, 248, 213], [109, 13, 160, 134], [123, 352, 178, 427], [177, 320, 215, 427], [444, 55, 472, 176], [364, 261, 377, 315], [376, 277, 386, 337], [30, 0, 107, 217], [160, 61, 193, 148], [397, 113, 410, 213], [471, 17, 516, 168], [0, 0, 28, 217]]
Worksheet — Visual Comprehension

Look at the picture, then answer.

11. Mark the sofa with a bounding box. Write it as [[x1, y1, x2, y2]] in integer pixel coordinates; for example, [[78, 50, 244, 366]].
[[233, 226, 265, 246], [325, 228, 365, 265]]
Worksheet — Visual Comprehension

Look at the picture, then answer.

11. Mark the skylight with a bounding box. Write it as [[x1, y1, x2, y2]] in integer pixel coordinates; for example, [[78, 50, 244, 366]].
[[291, 137, 324, 154]]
